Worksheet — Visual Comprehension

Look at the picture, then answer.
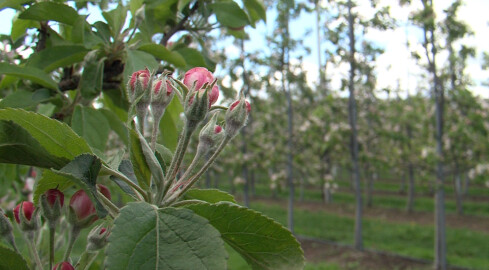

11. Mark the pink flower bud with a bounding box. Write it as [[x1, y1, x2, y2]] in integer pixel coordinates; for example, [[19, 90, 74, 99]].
[[183, 67, 214, 91], [153, 79, 172, 96], [69, 185, 111, 227], [13, 201, 34, 224], [209, 85, 219, 106], [53, 261, 74, 270], [225, 97, 251, 137], [87, 225, 110, 251], [45, 189, 64, 207], [214, 125, 222, 134], [129, 69, 150, 92], [230, 100, 251, 113]]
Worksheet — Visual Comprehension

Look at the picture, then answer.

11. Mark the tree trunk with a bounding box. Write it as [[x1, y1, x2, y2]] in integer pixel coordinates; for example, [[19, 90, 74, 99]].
[[365, 164, 373, 208], [462, 172, 469, 196], [399, 171, 406, 194], [406, 124, 415, 213], [251, 170, 256, 197], [280, 6, 294, 233], [347, 0, 363, 250], [406, 162, 415, 213], [453, 164, 463, 215], [421, 0, 447, 267]]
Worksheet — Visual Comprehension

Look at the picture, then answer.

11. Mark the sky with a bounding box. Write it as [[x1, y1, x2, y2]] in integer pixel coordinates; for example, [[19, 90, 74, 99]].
[[0, 0, 488, 98]]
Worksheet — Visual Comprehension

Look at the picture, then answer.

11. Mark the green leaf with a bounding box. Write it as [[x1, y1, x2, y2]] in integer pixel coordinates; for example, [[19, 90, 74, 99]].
[[11, 17, 39, 42], [52, 154, 107, 218], [175, 48, 208, 70], [0, 120, 67, 169], [129, 0, 144, 17], [33, 170, 73, 204], [184, 189, 237, 204], [0, 245, 29, 270], [134, 126, 165, 191], [123, 49, 159, 85], [102, 5, 127, 37], [100, 108, 129, 145], [110, 159, 138, 198], [0, 89, 51, 109], [244, 0, 266, 25], [155, 143, 172, 171], [129, 125, 151, 190], [186, 202, 305, 270], [19, 2, 79, 25], [211, 2, 250, 28], [0, 63, 58, 90], [71, 106, 110, 152], [71, 16, 86, 44], [79, 57, 104, 99], [101, 89, 129, 122], [26, 45, 88, 72], [106, 202, 227, 270], [158, 97, 182, 151], [0, 108, 92, 160], [0, 0, 33, 11], [138, 44, 186, 68], [177, 0, 192, 11]]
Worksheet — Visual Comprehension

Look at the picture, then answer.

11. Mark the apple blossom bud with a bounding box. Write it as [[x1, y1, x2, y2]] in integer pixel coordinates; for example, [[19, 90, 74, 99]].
[[183, 67, 214, 91], [197, 115, 226, 154], [86, 225, 110, 251], [184, 87, 210, 127], [13, 201, 38, 231], [40, 189, 64, 225], [68, 185, 111, 228], [127, 68, 152, 103], [53, 261, 74, 270], [151, 76, 175, 120], [225, 96, 251, 138]]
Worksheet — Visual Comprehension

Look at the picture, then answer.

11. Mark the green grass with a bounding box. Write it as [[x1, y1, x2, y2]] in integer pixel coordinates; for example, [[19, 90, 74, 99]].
[[248, 202, 489, 270]]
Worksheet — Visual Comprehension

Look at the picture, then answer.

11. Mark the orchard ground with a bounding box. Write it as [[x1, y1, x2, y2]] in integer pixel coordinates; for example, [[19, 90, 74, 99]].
[[216, 178, 489, 270]]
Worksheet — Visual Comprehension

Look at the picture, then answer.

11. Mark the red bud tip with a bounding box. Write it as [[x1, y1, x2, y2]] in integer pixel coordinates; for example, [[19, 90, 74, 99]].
[[53, 261, 74, 270], [230, 100, 251, 113], [45, 189, 64, 207], [130, 69, 151, 91], [214, 125, 222, 134], [13, 201, 34, 224], [69, 185, 110, 223], [100, 227, 107, 235], [209, 85, 219, 106], [98, 184, 112, 200], [154, 80, 162, 95]]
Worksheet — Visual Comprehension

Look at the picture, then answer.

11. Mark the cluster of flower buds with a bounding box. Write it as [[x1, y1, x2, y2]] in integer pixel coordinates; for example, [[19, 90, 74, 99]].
[[127, 69, 176, 119], [2, 184, 113, 270], [126, 67, 252, 204]]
